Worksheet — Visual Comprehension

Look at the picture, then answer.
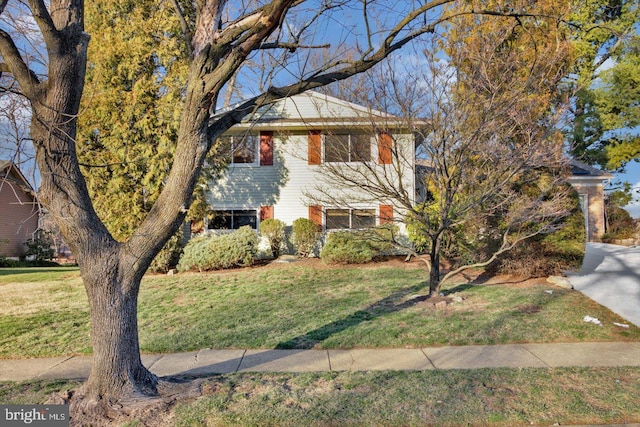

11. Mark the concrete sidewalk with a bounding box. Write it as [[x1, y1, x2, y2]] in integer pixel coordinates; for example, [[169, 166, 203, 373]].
[[2, 342, 640, 382]]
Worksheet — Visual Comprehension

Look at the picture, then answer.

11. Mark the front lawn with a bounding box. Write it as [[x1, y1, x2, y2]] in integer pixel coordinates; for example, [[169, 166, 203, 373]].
[[1, 259, 638, 359], [3, 367, 640, 426]]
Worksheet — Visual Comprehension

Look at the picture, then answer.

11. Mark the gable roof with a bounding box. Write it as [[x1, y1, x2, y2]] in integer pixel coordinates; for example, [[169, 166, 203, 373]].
[[223, 91, 401, 131], [0, 160, 36, 195]]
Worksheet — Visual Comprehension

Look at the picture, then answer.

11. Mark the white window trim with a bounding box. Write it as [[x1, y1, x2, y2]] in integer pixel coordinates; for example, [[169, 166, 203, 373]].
[[228, 134, 260, 167], [323, 133, 373, 164], [207, 208, 260, 230], [325, 207, 377, 230]]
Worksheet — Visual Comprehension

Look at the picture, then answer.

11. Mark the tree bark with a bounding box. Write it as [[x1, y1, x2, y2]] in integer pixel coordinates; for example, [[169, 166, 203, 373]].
[[21, 3, 163, 403], [428, 237, 442, 296], [82, 265, 157, 402], [31, 102, 160, 402]]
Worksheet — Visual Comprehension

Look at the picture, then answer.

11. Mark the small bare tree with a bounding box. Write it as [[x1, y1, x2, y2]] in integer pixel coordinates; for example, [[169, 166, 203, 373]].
[[310, 9, 576, 296]]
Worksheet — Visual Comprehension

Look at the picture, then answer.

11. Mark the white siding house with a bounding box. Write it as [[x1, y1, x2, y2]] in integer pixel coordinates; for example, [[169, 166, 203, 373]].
[[206, 91, 415, 235]]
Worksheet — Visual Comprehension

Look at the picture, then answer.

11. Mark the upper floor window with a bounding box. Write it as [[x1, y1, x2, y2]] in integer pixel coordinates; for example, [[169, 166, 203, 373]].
[[324, 133, 371, 163], [217, 135, 258, 165]]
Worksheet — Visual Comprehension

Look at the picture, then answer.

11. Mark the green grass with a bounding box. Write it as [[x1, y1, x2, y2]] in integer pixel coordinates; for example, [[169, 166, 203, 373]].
[[0, 379, 80, 405], [2, 261, 640, 426], [0, 266, 80, 282], [1, 261, 639, 359], [171, 368, 640, 426], [4, 367, 640, 425]]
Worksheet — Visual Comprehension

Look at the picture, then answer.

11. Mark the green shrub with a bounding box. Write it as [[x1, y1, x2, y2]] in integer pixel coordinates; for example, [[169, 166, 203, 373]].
[[604, 205, 635, 240], [407, 203, 496, 268], [24, 232, 55, 262], [260, 219, 286, 258], [177, 226, 258, 272], [320, 231, 375, 264], [149, 230, 184, 273], [406, 203, 434, 253], [359, 224, 398, 252], [491, 191, 586, 277], [0, 258, 59, 267], [292, 218, 320, 257]]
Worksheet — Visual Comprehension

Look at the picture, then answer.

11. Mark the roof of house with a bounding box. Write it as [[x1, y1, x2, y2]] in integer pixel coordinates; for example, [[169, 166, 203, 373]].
[[220, 91, 405, 131], [569, 159, 613, 181], [416, 158, 613, 182], [0, 159, 36, 195]]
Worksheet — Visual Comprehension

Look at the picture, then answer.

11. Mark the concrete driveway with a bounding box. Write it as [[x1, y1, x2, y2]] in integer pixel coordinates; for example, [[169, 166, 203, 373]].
[[568, 242, 640, 327]]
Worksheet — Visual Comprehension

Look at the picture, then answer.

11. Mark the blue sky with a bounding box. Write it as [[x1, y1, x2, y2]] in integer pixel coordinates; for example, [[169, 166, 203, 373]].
[[2, 2, 638, 217], [615, 162, 640, 217]]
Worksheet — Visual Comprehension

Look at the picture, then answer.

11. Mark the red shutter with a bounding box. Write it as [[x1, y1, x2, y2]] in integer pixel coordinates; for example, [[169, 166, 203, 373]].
[[378, 132, 393, 165], [260, 131, 274, 166], [309, 205, 323, 228], [308, 130, 321, 165], [379, 205, 393, 225], [260, 206, 274, 221]]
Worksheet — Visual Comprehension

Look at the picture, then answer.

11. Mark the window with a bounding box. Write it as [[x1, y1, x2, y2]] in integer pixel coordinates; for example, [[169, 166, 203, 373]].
[[218, 135, 258, 165], [209, 209, 258, 230], [352, 209, 376, 228], [325, 208, 376, 229], [326, 209, 350, 229], [324, 133, 371, 163]]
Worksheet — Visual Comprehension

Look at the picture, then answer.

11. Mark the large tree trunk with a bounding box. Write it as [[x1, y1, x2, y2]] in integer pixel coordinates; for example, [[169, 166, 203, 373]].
[[82, 262, 157, 402], [28, 38, 164, 403]]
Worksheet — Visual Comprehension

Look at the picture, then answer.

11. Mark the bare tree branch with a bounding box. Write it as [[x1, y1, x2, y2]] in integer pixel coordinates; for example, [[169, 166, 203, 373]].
[[170, 0, 193, 56], [28, 0, 59, 47], [0, 28, 41, 97], [258, 41, 330, 51]]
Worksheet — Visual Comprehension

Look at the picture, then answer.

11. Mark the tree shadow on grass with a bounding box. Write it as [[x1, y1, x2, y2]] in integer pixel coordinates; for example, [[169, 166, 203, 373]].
[[275, 282, 429, 349], [441, 283, 475, 295]]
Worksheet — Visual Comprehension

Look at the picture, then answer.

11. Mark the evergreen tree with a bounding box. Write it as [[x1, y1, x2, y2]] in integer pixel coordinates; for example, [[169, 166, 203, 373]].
[[77, 0, 189, 240], [567, 0, 639, 172]]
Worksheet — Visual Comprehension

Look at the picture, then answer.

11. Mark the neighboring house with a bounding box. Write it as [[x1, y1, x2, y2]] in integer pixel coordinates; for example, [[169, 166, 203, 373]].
[[568, 159, 613, 242], [0, 160, 40, 258], [206, 91, 415, 236]]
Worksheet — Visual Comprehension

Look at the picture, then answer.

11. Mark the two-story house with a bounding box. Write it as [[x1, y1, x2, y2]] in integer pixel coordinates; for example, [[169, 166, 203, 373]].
[[205, 91, 415, 235], [205, 91, 611, 246]]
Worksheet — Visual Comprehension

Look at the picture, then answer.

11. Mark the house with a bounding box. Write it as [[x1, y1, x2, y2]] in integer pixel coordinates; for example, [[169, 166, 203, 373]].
[[0, 160, 40, 258], [205, 92, 611, 247], [568, 159, 613, 242], [205, 92, 415, 237]]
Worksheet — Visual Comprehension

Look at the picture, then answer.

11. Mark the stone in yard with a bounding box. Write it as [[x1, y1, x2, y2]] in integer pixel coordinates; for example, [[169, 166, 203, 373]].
[[435, 300, 448, 309], [547, 276, 573, 289]]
